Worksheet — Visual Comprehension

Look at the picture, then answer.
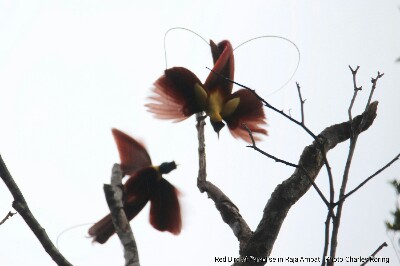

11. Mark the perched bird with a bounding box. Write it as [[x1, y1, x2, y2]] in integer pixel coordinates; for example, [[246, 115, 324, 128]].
[[88, 128, 181, 244], [146, 40, 267, 142]]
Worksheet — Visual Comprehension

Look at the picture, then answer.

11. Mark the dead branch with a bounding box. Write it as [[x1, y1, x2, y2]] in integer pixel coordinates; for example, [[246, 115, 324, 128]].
[[0, 211, 16, 226], [336, 153, 400, 205], [196, 113, 253, 248], [0, 154, 72, 266], [104, 164, 140, 266], [360, 242, 388, 266], [348, 65, 362, 123], [233, 101, 378, 265], [242, 123, 331, 211], [296, 82, 306, 124], [208, 67, 335, 214], [329, 71, 384, 264]]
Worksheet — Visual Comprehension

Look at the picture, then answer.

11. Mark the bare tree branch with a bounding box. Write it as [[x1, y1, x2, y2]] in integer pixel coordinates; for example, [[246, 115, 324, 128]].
[[104, 164, 140, 266], [207, 67, 335, 214], [205, 67, 388, 266], [336, 153, 400, 205], [0, 211, 16, 226], [360, 242, 388, 266], [0, 154, 73, 266], [348, 66, 362, 122], [196, 113, 252, 248], [243, 121, 337, 266], [296, 82, 306, 124], [196, 114, 207, 187], [329, 72, 384, 264], [233, 101, 378, 265], [321, 213, 332, 266], [242, 123, 331, 210]]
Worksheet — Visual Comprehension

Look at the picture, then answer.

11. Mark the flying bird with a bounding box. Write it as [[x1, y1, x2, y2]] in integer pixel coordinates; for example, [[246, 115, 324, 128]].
[[88, 128, 181, 244], [146, 40, 267, 142]]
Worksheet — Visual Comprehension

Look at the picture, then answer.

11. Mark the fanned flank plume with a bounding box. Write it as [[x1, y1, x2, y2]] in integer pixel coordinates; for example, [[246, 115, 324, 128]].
[[88, 129, 181, 244], [146, 39, 267, 143]]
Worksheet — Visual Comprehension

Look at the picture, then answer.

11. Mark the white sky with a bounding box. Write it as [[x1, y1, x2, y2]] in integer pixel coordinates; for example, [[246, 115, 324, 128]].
[[0, 1, 399, 265]]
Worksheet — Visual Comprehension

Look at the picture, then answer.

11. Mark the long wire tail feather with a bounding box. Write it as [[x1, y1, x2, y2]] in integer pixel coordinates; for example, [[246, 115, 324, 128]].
[[234, 35, 301, 96], [164, 27, 209, 69]]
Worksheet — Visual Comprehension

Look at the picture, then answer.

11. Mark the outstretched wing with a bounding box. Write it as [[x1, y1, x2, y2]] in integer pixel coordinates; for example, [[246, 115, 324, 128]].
[[149, 178, 181, 235], [112, 128, 152, 175], [146, 67, 203, 122], [224, 89, 267, 143]]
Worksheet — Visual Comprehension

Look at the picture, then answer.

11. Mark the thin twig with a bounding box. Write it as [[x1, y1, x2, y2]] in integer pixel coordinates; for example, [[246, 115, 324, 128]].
[[0, 211, 16, 226], [360, 242, 388, 266], [366, 72, 384, 112], [296, 82, 306, 124], [207, 67, 335, 211], [242, 125, 335, 265], [336, 153, 400, 205], [321, 213, 332, 266], [329, 71, 384, 265], [348, 65, 362, 123], [234, 101, 378, 266], [0, 154, 72, 266], [104, 164, 140, 266], [242, 123, 331, 209]]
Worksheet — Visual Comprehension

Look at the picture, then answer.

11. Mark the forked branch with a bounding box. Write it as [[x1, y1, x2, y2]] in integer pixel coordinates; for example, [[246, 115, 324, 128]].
[[234, 102, 378, 265], [329, 71, 384, 264], [195, 97, 378, 266]]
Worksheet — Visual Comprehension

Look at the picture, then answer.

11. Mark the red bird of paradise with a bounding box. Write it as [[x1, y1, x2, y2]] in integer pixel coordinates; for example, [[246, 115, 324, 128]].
[[146, 40, 267, 142], [88, 128, 181, 244]]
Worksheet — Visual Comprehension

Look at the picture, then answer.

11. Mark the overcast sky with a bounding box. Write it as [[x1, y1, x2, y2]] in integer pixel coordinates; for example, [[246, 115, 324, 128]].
[[0, 1, 399, 265]]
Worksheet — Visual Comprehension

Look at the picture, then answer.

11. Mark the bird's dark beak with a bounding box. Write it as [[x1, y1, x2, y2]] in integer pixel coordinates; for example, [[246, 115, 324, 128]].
[[211, 121, 225, 135]]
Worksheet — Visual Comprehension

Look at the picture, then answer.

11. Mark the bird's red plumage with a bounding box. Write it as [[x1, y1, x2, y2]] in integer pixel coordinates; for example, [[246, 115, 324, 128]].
[[88, 129, 181, 244], [111, 128, 152, 175], [150, 178, 181, 234], [224, 89, 267, 142], [146, 39, 267, 142]]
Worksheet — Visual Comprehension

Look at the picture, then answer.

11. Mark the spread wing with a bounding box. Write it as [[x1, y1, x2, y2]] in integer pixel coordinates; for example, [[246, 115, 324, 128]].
[[112, 128, 152, 176], [88, 168, 156, 244], [146, 67, 203, 121], [149, 178, 181, 235], [224, 89, 267, 143]]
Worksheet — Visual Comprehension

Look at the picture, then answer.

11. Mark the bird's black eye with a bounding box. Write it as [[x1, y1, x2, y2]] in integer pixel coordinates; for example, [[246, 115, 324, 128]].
[[159, 161, 177, 174]]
